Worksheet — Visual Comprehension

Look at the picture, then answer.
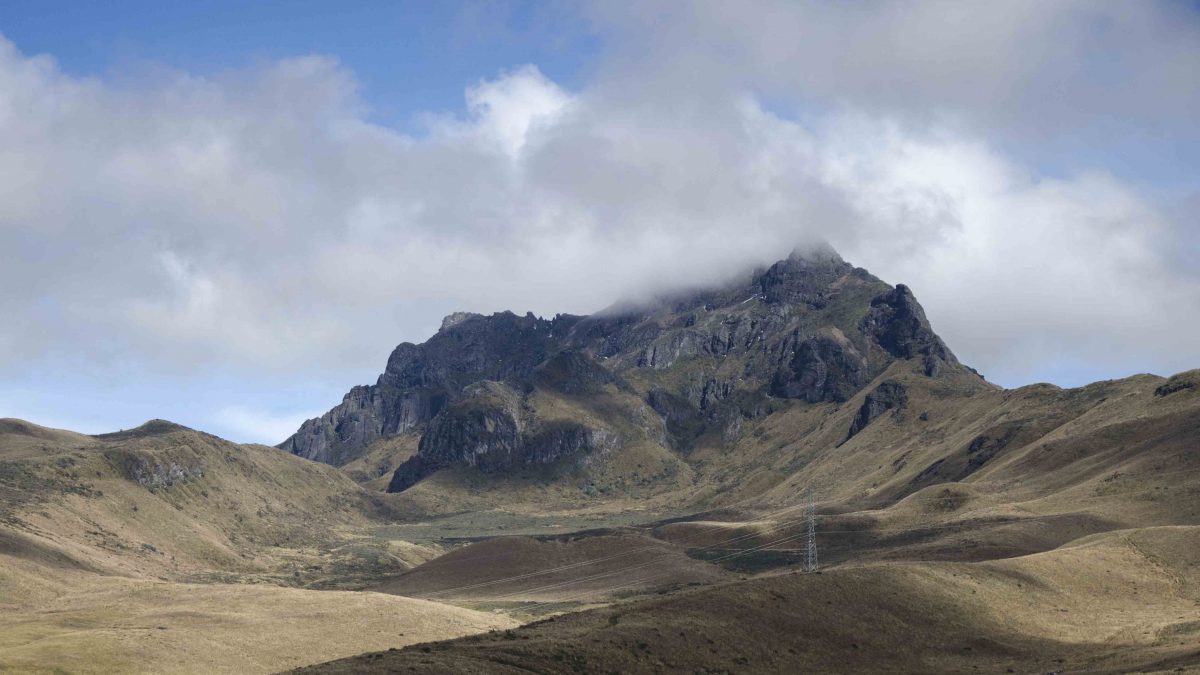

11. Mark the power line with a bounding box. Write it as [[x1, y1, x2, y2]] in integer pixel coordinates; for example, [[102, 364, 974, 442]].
[[805, 485, 818, 573], [516, 527, 838, 614], [448, 511, 827, 605], [483, 512, 822, 601]]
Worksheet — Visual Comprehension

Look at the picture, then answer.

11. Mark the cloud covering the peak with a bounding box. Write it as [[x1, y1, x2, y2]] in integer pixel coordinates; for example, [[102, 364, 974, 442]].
[[1, 1, 1198, 441]]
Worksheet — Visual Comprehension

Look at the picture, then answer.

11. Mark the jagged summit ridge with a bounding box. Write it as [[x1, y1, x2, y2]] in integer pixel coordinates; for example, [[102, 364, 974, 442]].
[[279, 247, 980, 490]]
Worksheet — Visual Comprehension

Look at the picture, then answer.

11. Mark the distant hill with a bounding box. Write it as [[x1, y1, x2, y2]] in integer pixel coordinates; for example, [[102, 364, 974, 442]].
[[0, 417, 432, 581], [0, 418, 514, 672]]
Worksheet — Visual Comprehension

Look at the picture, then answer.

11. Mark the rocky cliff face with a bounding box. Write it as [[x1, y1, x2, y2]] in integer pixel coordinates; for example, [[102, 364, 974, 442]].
[[861, 284, 960, 377], [281, 246, 983, 493], [278, 312, 579, 465]]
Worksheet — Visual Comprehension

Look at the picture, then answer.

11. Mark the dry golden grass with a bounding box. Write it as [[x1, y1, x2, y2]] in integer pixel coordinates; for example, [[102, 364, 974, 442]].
[[375, 531, 728, 610], [0, 420, 412, 581], [0, 555, 516, 674]]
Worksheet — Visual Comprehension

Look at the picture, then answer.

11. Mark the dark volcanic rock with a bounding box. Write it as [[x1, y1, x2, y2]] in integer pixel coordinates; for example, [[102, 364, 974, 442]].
[[758, 246, 853, 307], [381, 311, 575, 392], [419, 399, 522, 470], [280, 384, 446, 466], [387, 395, 521, 493], [386, 392, 613, 493], [526, 421, 613, 465], [534, 350, 618, 396], [637, 330, 711, 369], [386, 454, 436, 493], [861, 285, 958, 377], [647, 387, 707, 450], [770, 333, 868, 403], [280, 312, 579, 465], [846, 381, 909, 440], [105, 449, 205, 489]]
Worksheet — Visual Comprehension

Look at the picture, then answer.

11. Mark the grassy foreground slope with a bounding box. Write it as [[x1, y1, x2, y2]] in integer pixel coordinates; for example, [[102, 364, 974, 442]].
[[0, 557, 515, 674]]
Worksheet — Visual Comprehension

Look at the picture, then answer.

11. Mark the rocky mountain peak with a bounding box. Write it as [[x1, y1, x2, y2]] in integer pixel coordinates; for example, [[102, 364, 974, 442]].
[[860, 284, 960, 377], [281, 247, 984, 491], [756, 247, 857, 307], [440, 311, 481, 331], [786, 240, 844, 264]]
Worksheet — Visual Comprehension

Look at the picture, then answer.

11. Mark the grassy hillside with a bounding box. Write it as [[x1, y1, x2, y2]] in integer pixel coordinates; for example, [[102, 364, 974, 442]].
[[0, 419, 516, 673], [0, 418, 422, 583]]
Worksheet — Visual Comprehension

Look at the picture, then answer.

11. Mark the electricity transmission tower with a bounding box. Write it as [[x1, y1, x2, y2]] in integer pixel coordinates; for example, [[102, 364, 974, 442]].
[[804, 486, 818, 573]]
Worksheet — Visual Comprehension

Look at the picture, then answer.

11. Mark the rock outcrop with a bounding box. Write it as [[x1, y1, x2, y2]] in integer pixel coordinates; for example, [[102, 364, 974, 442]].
[[534, 350, 620, 396], [770, 332, 868, 403], [861, 285, 958, 377], [757, 244, 853, 307], [279, 312, 580, 465], [387, 383, 614, 492], [846, 381, 909, 441], [1155, 372, 1198, 397]]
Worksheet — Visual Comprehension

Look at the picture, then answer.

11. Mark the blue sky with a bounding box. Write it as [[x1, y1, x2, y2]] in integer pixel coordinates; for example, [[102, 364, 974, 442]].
[[1, 1, 1198, 443], [0, 0, 597, 129]]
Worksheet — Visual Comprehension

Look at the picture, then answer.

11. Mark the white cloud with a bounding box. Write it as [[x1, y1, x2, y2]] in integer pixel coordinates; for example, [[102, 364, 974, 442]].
[[807, 118, 1198, 382], [464, 64, 573, 157], [584, 1, 1200, 142], [0, 0, 1198, 407]]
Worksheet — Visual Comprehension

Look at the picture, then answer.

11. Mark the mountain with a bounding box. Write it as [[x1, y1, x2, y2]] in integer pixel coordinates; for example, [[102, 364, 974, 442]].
[[281, 245, 985, 503]]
